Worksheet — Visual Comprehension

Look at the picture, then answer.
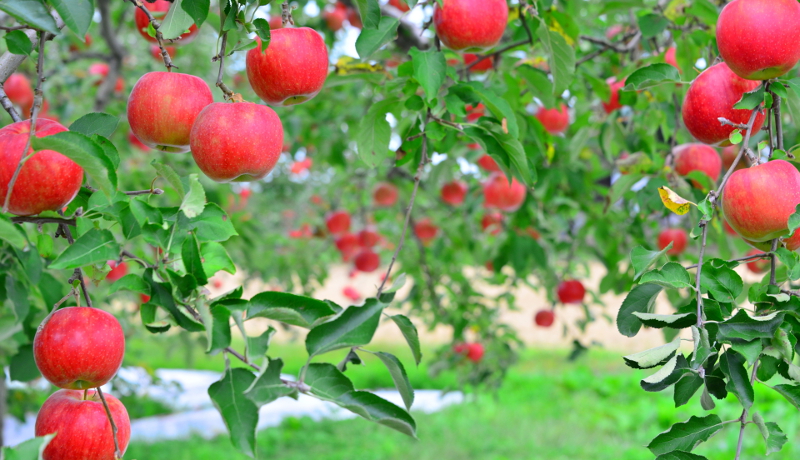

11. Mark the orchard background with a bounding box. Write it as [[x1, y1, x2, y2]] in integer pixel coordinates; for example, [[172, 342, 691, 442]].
[[3, 0, 800, 459]]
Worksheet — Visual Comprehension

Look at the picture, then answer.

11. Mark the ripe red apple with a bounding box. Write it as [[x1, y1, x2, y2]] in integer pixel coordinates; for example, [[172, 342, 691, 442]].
[[481, 212, 503, 235], [343, 286, 361, 301], [269, 15, 283, 30], [326, 210, 351, 235], [454, 342, 485, 363], [602, 78, 625, 114], [246, 29, 329, 106], [0, 119, 83, 216], [658, 228, 688, 255], [150, 44, 177, 62], [664, 46, 679, 71], [441, 180, 468, 206], [35, 389, 131, 460], [354, 249, 380, 272], [289, 223, 313, 239], [291, 158, 313, 174], [721, 145, 751, 171], [347, 7, 363, 28], [434, 0, 508, 50], [357, 228, 380, 247], [477, 154, 501, 172], [140, 294, 151, 303], [483, 173, 526, 212], [717, 0, 800, 80], [128, 72, 213, 153], [557, 280, 585, 304], [682, 62, 765, 146], [388, 0, 410, 12], [673, 143, 722, 186], [373, 182, 398, 207], [4, 73, 33, 113], [535, 104, 570, 134], [106, 260, 128, 282], [335, 233, 359, 255], [89, 63, 124, 93], [535, 310, 555, 327], [324, 4, 348, 31], [463, 53, 494, 72], [34, 307, 125, 389], [722, 160, 800, 242], [135, 0, 199, 44], [128, 130, 150, 152], [190, 102, 284, 182], [745, 249, 770, 273], [414, 218, 439, 243], [466, 103, 485, 122]]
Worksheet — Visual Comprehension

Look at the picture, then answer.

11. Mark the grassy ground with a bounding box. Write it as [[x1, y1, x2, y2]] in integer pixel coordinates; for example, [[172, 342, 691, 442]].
[[121, 336, 800, 460]]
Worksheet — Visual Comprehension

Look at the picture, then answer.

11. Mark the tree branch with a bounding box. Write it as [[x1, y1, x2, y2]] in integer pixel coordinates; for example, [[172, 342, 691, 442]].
[[213, 32, 234, 100], [96, 387, 122, 460], [126, 0, 176, 71]]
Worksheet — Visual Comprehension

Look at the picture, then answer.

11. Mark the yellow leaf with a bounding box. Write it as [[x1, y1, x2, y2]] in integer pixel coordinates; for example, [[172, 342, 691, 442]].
[[663, 0, 689, 22], [548, 21, 575, 47], [335, 56, 384, 76], [507, 5, 521, 22], [658, 186, 696, 215], [546, 143, 555, 163]]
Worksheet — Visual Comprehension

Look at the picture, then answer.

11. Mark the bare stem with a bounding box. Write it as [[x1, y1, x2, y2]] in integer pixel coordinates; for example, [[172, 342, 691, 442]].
[[96, 387, 122, 460], [0, 86, 20, 122], [695, 223, 708, 328], [123, 188, 163, 196], [127, 0, 176, 71], [214, 32, 234, 100], [11, 216, 76, 226]]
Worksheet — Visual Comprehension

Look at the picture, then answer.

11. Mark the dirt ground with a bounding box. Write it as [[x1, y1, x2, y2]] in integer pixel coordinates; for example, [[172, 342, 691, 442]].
[[204, 261, 762, 354]]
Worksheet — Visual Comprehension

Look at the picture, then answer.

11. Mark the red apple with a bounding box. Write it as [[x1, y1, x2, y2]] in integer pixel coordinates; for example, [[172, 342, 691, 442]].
[[485, 260, 494, 272], [128, 130, 150, 152], [4, 73, 33, 113], [414, 218, 439, 243], [721, 145, 751, 171], [463, 53, 494, 72], [0, 119, 83, 216], [664, 46, 679, 71], [34, 307, 125, 389], [483, 173, 526, 212], [354, 249, 380, 272], [455, 342, 485, 363], [140, 293, 151, 303], [239, 188, 253, 201], [212, 279, 224, 289], [717, 0, 800, 80], [434, 0, 508, 50], [388, 0, 410, 12], [481, 212, 503, 235], [347, 8, 363, 28], [477, 154, 501, 172], [606, 24, 624, 40], [535, 310, 555, 327], [466, 103, 485, 122], [135, 0, 199, 44], [373, 182, 399, 207], [246, 29, 329, 106], [269, 15, 283, 30], [673, 143, 722, 186], [658, 228, 688, 255], [324, 4, 348, 31], [535, 104, 570, 134], [557, 280, 585, 304], [69, 34, 93, 53], [326, 210, 351, 235], [128, 72, 213, 153], [343, 286, 361, 301], [150, 44, 177, 62], [602, 78, 625, 114], [289, 223, 313, 240], [722, 160, 800, 242], [190, 102, 284, 182], [745, 249, 770, 273], [441, 180, 468, 206], [89, 63, 125, 93], [682, 62, 766, 146], [106, 260, 128, 282], [357, 228, 380, 247], [335, 233, 359, 254], [35, 389, 131, 460], [291, 158, 313, 174]]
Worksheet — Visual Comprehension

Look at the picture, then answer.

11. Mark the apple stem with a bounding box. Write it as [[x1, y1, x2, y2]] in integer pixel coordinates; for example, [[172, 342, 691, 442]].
[[128, 0, 177, 72], [97, 387, 123, 459], [281, 1, 295, 27], [55, 210, 94, 308]]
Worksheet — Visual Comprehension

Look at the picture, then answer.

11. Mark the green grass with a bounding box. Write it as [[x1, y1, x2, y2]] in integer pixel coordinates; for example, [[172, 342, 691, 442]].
[[123, 346, 800, 460]]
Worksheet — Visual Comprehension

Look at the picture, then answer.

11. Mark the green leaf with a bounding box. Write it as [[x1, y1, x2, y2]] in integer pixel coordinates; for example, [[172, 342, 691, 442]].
[[370, 351, 414, 409], [161, 0, 195, 40], [201, 242, 236, 277], [390, 314, 422, 365], [640, 354, 689, 392], [717, 310, 784, 343], [468, 83, 519, 138], [625, 63, 681, 90], [69, 113, 119, 138], [198, 301, 230, 354], [356, 16, 399, 59], [607, 173, 646, 210], [0, 215, 26, 248], [305, 363, 356, 400], [185, 203, 238, 242], [208, 367, 259, 458], [353, 0, 381, 29], [245, 327, 274, 363], [654, 453, 708, 460], [617, 283, 663, 337], [355, 98, 398, 168], [700, 262, 742, 303], [151, 160, 185, 198], [518, 65, 554, 108], [179, 174, 206, 218], [787, 204, 800, 236], [2, 435, 55, 460], [640, 262, 693, 289], [647, 415, 724, 455], [108, 274, 150, 296], [244, 358, 295, 406], [623, 337, 681, 370], [182, 233, 208, 286], [6, 276, 29, 320], [48, 0, 92, 37], [720, 349, 754, 411], [637, 13, 669, 38], [50, 229, 119, 270], [734, 85, 765, 110], [9, 344, 39, 382], [537, 18, 575, 96], [0, 0, 60, 35], [246, 291, 342, 328], [409, 48, 446, 102], [145, 270, 205, 332], [631, 245, 671, 280], [181, 0, 209, 27], [673, 374, 704, 408], [5, 30, 31, 55], [771, 384, 800, 410], [252, 17, 271, 43], [32, 131, 117, 198], [633, 312, 697, 329], [306, 298, 385, 357]]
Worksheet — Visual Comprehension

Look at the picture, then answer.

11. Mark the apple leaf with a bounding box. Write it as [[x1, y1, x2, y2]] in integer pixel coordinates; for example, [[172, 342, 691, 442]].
[[390, 314, 422, 365], [630, 245, 671, 280], [537, 18, 575, 96], [184, 203, 238, 242], [658, 186, 695, 215], [623, 337, 681, 370], [648, 414, 724, 455], [355, 97, 399, 168], [720, 349, 754, 410], [182, 233, 208, 286], [198, 300, 231, 354], [244, 358, 296, 407], [69, 113, 119, 138], [640, 262, 693, 290], [31, 131, 117, 199], [2, 434, 55, 460], [625, 63, 680, 90], [367, 351, 414, 409], [716, 310, 784, 343], [5, 30, 32, 55], [634, 312, 697, 329], [252, 17, 271, 45], [0, 215, 26, 249], [305, 298, 386, 357], [48, 0, 92, 37], [355, 16, 399, 59], [409, 48, 446, 102], [751, 414, 787, 455], [50, 228, 120, 270], [734, 85, 765, 110], [179, 174, 206, 218], [245, 327, 275, 363], [699, 261, 743, 303], [0, 0, 60, 35], [108, 274, 150, 296], [181, 0, 209, 27], [518, 65, 555, 108], [246, 291, 342, 328], [617, 283, 663, 337], [208, 368, 259, 458], [654, 451, 708, 460], [637, 13, 669, 38], [160, 0, 195, 40], [200, 242, 236, 277], [353, 0, 381, 29]]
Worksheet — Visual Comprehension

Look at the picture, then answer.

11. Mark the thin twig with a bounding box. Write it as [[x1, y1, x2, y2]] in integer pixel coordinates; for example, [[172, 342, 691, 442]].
[[694, 225, 708, 327], [0, 85, 20, 122], [770, 238, 779, 286], [96, 387, 122, 460], [11, 216, 76, 226], [686, 252, 769, 270], [123, 188, 163, 196], [214, 32, 234, 100], [127, 0, 176, 71], [734, 362, 760, 460]]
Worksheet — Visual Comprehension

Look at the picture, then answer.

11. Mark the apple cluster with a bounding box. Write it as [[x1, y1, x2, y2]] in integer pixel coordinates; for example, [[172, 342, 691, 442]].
[[32, 307, 131, 460]]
